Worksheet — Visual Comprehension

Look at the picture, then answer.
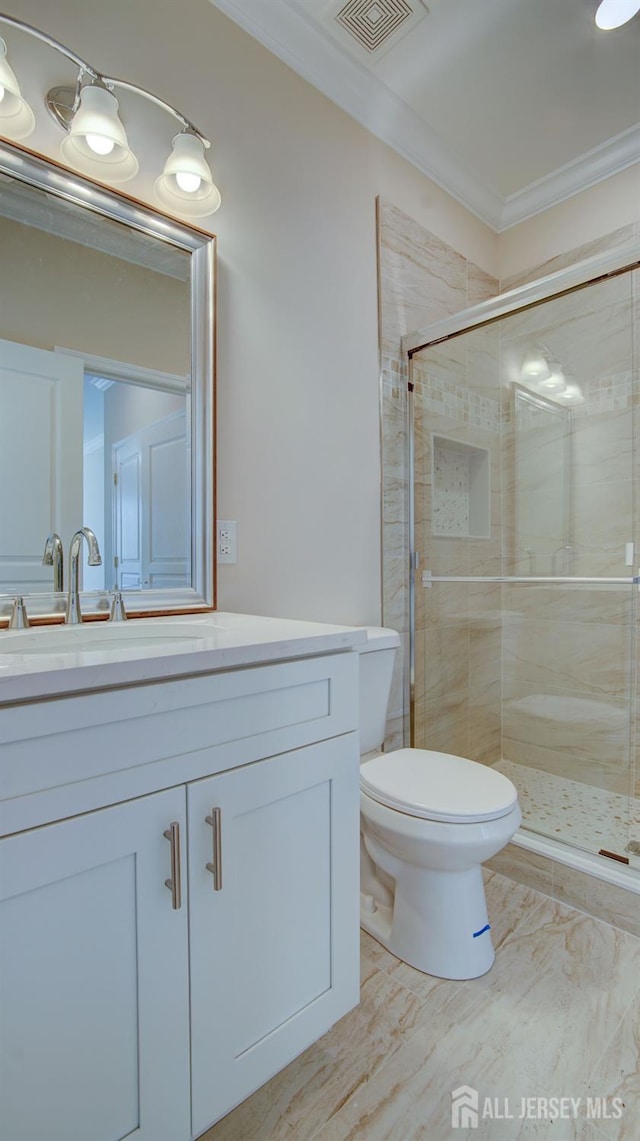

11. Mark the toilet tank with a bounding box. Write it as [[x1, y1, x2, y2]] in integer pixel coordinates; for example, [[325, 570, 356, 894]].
[[358, 627, 401, 754]]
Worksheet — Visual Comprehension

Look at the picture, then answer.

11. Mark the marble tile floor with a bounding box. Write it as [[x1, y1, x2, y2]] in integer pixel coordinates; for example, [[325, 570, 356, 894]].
[[495, 759, 640, 860], [201, 871, 640, 1141]]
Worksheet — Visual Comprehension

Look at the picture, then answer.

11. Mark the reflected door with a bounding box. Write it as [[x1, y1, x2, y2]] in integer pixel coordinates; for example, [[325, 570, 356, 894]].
[[0, 339, 83, 593], [112, 409, 189, 589]]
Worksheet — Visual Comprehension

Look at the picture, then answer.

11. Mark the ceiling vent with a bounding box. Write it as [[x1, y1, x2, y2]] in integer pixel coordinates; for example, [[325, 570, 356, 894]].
[[329, 0, 428, 60]]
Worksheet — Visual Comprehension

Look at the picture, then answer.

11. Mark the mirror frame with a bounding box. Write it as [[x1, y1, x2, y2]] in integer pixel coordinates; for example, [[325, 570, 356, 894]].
[[0, 138, 216, 621]]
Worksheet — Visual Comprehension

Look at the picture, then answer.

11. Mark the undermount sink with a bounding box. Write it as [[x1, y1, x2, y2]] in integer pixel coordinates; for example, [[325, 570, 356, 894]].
[[0, 621, 217, 656]]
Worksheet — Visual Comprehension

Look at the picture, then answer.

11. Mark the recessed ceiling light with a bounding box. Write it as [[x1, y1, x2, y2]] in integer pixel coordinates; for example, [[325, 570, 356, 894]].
[[595, 0, 640, 30]]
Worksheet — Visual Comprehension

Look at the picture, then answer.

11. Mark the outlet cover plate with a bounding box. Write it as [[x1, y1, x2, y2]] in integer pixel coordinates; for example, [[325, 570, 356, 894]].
[[217, 520, 237, 564]]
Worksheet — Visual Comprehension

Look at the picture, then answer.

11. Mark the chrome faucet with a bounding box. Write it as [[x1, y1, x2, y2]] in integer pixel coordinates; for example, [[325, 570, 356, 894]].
[[42, 533, 64, 593], [66, 528, 102, 625]]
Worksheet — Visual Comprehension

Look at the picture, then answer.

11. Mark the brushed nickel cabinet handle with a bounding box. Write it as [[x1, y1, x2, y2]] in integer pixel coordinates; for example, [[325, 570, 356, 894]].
[[163, 822, 182, 909], [205, 808, 223, 891]]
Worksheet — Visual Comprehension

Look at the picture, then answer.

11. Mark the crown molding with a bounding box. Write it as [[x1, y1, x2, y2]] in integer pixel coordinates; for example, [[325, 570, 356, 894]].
[[209, 0, 640, 234], [498, 123, 640, 231]]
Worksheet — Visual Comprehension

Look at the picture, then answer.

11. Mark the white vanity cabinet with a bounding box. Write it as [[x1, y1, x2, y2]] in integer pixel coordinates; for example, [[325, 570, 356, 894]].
[[0, 641, 361, 1141], [188, 736, 357, 1135], [0, 787, 191, 1141]]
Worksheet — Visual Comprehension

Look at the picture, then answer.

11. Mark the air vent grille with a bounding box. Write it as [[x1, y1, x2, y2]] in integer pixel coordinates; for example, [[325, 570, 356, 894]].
[[335, 0, 414, 54]]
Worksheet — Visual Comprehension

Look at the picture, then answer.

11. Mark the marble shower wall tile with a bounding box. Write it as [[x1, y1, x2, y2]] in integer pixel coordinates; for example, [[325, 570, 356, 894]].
[[468, 678, 502, 765], [378, 200, 469, 358], [501, 273, 634, 390], [502, 681, 631, 794], [503, 617, 632, 699], [501, 225, 635, 293], [502, 584, 634, 628], [416, 689, 470, 758], [467, 261, 502, 307], [571, 480, 634, 579], [378, 198, 499, 747]]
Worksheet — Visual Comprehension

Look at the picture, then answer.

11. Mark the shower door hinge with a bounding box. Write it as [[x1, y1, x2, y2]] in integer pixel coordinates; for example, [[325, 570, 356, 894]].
[[410, 551, 420, 571]]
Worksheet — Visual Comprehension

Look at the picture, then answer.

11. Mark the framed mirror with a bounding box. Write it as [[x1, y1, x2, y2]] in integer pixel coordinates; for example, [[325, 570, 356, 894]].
[[0, 139, 215, 621]]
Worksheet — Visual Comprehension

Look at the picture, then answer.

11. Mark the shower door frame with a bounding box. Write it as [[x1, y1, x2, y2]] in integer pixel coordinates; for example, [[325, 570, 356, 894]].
[[402, 236, 640, 767]]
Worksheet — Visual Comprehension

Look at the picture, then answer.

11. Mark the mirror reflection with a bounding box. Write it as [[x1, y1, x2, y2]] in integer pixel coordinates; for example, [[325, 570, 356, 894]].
[[0, 144, 214, 615], [513, 385, 572, 577]]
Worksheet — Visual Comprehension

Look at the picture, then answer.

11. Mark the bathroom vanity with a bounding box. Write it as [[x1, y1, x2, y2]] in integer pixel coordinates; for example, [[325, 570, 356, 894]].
[[0, 613, 364, 1141]]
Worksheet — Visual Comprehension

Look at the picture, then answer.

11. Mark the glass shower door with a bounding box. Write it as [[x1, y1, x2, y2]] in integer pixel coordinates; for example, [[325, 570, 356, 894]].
[[410, 265, 638, 865]]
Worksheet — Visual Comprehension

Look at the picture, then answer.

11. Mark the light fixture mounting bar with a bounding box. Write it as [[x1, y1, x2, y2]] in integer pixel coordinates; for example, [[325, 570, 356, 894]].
[[0, 12, 98, 76], [0, 11, 209, 144]]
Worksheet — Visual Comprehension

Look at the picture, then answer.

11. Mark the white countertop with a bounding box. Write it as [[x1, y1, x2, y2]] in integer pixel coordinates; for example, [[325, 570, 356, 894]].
[[0, 612, 367, 705]]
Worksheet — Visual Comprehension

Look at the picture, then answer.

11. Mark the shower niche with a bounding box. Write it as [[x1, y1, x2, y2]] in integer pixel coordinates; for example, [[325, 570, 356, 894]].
[[431, 435, 490, 539]]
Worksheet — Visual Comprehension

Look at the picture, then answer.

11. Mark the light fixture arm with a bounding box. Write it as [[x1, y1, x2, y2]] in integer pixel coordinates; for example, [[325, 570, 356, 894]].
[[0, 11, 210, 146], [101, 78, 210, 148], [0, 12, 99, 77]]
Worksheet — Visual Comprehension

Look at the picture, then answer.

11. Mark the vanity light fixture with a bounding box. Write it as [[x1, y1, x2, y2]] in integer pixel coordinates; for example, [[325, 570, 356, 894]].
[[155, 132, 222, 218], [554, 379, 585, 406], [0, 13, 221, 217], [537, 361, 566, 394], [519, 347, 552, 384], [0, 36, 34, 139], [59, 83, 139, 183], [519, 345, 570, 398], [595, 0, 640, 28]]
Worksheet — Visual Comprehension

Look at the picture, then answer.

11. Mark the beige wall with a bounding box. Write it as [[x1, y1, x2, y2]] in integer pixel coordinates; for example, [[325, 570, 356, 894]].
[[498, 163, 640, 283], [0, 217, 190, 374], [5, 0, 496, 627]]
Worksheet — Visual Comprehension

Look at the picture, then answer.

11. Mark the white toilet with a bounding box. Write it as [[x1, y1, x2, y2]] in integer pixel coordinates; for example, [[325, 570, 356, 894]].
[[358, 627, 521, 980]]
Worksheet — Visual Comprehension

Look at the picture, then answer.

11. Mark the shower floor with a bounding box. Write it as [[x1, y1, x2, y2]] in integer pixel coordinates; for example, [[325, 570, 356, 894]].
[[494, 758, 640, 862]]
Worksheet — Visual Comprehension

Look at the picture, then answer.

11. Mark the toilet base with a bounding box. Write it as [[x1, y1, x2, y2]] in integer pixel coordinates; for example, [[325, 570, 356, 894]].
[[359, 861, 496, 980]]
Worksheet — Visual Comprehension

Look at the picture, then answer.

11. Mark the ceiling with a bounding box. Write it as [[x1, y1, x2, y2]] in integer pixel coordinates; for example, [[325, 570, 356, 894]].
[[208, 0, 640, 231]]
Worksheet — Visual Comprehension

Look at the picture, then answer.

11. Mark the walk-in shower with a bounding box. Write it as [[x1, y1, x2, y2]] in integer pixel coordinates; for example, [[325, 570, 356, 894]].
[[404, 241, 640, 881]]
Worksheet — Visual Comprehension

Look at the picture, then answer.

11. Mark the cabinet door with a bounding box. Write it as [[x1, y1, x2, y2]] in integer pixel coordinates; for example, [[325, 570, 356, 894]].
[[0, 788, 190, 1141], [188, 734, 360, 1135]]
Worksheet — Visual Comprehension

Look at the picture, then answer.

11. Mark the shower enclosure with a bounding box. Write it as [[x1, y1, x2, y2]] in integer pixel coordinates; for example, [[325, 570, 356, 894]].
[[404, 241, 640, 875]]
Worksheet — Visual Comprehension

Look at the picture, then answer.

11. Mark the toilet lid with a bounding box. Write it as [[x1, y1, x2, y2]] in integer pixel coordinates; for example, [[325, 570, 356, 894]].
[[360, 749, 518, 823]]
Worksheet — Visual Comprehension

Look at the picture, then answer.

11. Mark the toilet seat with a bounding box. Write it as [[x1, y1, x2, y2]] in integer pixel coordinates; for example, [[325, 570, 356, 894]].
[[360, 748, 518, 824]]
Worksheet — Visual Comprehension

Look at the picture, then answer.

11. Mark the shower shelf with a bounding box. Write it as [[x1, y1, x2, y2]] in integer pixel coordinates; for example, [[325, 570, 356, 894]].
[[422, 572, 640, 587]]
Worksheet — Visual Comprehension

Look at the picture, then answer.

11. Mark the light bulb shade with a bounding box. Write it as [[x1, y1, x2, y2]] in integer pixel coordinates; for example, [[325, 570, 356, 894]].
[[154, 133, 221, 218], [538, 363, 566, 393], [555, 381, 584, 406], [60, 85, 138, 182], [0, 37, 35, 139], [520, 348, 551, 383], [595, 0, 640, 28]]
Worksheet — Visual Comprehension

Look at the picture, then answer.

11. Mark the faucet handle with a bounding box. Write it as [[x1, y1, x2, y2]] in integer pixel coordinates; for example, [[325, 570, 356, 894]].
[[109, 590, 128, 622], [8, 596, 30, 629]]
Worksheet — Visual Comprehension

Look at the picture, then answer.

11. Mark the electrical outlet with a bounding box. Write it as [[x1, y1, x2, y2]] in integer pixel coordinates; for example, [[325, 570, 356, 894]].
[[217, 520, 237, 564]]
